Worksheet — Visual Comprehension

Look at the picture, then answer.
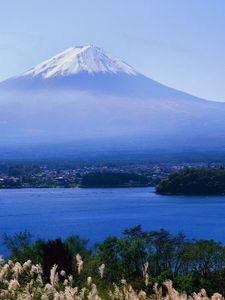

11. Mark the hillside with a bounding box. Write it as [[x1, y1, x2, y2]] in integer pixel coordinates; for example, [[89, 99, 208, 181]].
[[156, 168, 225, 195]]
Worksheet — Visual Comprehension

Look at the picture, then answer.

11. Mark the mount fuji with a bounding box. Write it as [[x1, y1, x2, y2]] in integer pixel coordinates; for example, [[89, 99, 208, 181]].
[[0, 45, 225, 159]]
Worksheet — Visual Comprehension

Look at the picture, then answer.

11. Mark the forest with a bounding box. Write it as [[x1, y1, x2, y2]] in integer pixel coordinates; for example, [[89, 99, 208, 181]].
[[156, 168, 225, 195]]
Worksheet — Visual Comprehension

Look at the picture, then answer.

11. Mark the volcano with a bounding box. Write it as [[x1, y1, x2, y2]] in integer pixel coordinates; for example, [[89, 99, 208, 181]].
[[0, 45, 225, 159]]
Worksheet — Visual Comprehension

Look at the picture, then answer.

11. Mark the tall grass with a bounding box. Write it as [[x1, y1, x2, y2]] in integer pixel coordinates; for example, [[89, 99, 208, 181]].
[[0, 254, 223, 300]]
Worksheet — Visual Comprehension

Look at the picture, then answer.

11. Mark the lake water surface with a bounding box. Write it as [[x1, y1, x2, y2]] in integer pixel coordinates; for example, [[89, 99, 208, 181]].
[[0, 187, 224, 255]]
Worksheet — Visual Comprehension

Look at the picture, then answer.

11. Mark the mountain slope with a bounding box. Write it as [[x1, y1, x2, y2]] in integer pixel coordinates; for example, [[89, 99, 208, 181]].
[[0, 45, 203, 99], [0, 45, 225, 158], [23, 45, 138, 78]]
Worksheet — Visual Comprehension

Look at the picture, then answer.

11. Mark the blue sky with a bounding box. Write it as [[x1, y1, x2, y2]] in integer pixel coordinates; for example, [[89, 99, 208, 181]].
[[1, 0, 225, 101]]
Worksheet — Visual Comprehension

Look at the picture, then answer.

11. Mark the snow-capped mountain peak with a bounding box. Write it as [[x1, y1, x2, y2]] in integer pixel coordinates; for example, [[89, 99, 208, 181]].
[[23, 45, 138, 78]]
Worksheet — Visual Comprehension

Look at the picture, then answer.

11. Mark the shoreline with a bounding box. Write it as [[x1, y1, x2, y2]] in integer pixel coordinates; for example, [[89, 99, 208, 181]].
[[0, 184, 153, 190]]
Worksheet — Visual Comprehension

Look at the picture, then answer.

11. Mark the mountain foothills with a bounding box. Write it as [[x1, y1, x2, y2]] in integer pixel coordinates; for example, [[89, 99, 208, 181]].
[[0, 45, 225, 158]]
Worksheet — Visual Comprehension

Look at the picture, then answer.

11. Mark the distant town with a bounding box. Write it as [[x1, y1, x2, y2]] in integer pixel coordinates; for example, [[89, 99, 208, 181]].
[[0, 160, 222, 189]]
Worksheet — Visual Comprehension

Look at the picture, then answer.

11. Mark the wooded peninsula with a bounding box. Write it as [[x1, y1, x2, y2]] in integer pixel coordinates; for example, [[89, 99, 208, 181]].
[[156, 168, 225, 195]]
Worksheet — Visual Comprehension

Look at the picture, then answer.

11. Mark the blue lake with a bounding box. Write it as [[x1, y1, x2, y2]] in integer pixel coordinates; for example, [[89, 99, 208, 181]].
[[0, 187, 224, 255]]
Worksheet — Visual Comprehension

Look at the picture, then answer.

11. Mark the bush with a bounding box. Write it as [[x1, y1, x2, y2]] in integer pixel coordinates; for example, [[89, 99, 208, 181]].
[[3, 226, 225, 295]]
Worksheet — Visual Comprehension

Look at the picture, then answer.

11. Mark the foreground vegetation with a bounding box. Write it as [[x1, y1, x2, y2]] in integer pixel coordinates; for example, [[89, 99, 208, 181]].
[[2, 226, 225, 298], [0, 257, 224, 300], [156, 168, 225, 195]]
